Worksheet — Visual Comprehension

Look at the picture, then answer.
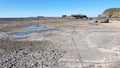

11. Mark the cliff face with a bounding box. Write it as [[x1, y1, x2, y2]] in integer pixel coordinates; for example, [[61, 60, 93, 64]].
[[99, 8, 120, 17]]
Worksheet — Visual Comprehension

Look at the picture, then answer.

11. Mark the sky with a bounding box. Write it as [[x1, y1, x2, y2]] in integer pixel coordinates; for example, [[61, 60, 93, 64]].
[[0, 0, 120, 17]]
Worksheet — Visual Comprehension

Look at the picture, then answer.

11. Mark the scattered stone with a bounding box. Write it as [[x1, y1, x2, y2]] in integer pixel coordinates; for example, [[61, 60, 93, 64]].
[[0, 40, 65, 68]]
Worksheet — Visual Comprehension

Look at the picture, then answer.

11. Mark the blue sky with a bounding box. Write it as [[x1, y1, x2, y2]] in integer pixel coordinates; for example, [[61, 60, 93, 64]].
[[0, 0, 120, 17]]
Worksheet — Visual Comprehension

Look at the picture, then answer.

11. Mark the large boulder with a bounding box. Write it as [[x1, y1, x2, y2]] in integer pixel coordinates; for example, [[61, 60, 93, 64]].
[[94, 19, 109, 23]]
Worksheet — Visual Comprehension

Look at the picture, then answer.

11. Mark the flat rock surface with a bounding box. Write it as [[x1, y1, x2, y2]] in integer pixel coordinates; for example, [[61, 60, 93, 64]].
[[0, 20, 120, 68]]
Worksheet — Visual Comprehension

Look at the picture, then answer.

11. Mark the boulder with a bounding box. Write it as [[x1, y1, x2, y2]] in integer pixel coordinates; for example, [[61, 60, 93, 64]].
[[95, 19, 109, 23]]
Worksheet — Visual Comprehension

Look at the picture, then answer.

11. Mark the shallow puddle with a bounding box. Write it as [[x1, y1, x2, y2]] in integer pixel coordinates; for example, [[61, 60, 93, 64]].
[[24, 25, 46, 30], [8, 32, 30, 36], [39, 29, 59, 33]]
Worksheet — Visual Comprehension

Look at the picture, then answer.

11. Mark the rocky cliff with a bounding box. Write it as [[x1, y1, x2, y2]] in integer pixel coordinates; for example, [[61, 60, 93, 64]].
[[99, 8, 120, 17]]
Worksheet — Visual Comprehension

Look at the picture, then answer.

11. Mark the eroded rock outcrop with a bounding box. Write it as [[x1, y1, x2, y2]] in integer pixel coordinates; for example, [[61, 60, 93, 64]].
[[62, 14, 88, 19], [99, 8, 120, 17]]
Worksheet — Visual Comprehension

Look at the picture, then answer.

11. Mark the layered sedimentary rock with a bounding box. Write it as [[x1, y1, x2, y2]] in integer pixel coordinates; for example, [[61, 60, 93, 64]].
[[99, 8, 120, 17]]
